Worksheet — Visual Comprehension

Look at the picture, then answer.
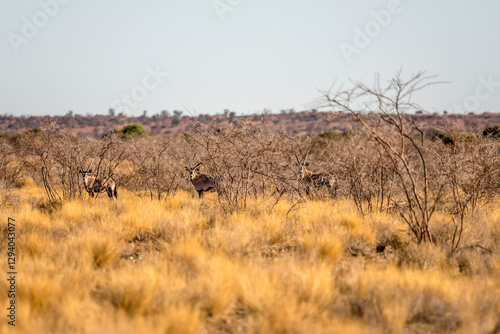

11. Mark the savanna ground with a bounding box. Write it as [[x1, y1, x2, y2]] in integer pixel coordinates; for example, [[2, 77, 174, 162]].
[[1, 184, 500, 334], [1, 73, 500, 333]]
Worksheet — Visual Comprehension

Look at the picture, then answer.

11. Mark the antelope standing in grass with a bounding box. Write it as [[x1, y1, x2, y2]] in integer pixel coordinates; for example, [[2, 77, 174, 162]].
[[78, 158, 117, 200], [185, 163, 217, 198], [295, 152, 336, 196]]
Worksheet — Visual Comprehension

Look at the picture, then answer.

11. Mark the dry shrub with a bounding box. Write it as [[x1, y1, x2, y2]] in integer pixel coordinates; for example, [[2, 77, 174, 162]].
[[372, 215, 411, 252], [396, 243, 448, 270], [125, 136, 182, 200]]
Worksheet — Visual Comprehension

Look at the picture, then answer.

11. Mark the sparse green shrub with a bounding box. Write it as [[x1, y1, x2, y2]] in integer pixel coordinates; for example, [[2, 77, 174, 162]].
[[318, 131, 342, 140], [109, 123, 148, 138], [342, 130, 361, 137], [483, 124, 500, 138], [431, 130, 476, 145]]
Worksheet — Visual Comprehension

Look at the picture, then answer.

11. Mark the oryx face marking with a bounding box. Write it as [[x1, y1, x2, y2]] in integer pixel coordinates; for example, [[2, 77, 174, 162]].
[[298, 162, 309, 178], [187, 167, 199, 180], [185, 162, 202, 181], [295, 152, 310, 178], [80, 169, 92, 184], [294, 151, 336, 197], [79, 158, 117, 200], [78, 158, 94, 187]]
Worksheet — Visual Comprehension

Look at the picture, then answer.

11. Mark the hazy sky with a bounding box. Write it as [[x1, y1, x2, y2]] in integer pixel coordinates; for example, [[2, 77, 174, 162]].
[[1, 0, 499, 116]]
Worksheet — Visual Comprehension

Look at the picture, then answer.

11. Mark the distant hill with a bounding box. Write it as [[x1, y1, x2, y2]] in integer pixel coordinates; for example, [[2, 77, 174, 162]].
[[1, 111, 499, 137]]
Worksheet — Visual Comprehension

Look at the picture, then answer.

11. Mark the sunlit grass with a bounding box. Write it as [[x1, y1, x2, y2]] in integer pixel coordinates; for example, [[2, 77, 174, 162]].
[[1, 185, 499, 333]]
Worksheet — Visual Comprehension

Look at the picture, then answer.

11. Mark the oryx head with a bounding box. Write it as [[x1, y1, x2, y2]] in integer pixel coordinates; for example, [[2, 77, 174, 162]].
[[184, 162, 202, 181], [294, 152, 309, 177], [78, 158, 94, 184]]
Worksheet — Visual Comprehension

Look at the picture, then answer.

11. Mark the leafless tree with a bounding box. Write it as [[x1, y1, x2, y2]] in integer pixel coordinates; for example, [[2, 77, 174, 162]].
[[321, 70, 446, 242], [16, 123, 62, 204], [126, 136, 181, 200], [0, 138, 22, 205]]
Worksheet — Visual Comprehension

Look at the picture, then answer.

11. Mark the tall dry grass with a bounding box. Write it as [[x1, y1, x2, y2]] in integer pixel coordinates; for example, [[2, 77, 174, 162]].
[[1, 181, 499, 333]]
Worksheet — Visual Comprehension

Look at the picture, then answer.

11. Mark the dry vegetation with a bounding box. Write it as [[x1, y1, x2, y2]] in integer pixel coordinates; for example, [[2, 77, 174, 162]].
[[1, 184, 500, 333], [1, 73, 500, 333], [1, 109, 500, 138]]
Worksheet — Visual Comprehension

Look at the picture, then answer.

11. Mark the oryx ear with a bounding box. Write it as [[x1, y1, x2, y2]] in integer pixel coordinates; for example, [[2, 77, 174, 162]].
[[305, 163, 309, 166], [78, 170, 83, 174], [185, 167, 190, 171], [88, 169, 92, 173]]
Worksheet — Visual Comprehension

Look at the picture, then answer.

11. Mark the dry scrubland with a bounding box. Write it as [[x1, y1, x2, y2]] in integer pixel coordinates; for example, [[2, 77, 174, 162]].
[[1, 73, 500, 333], [2, 110, 500, 138], [1, 185, 500, 334]]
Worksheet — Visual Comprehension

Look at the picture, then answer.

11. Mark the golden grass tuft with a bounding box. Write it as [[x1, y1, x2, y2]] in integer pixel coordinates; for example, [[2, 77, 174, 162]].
[[299, 232, 343, 263], [89, 233, 122, 269], [1, 187, 499, 333]]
